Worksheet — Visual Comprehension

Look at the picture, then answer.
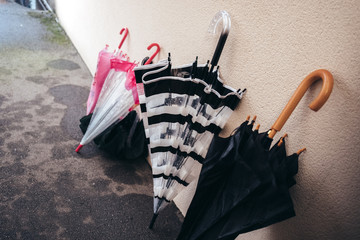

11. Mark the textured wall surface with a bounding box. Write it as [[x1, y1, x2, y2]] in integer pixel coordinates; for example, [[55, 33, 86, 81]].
[[54, 1, 360, 239]]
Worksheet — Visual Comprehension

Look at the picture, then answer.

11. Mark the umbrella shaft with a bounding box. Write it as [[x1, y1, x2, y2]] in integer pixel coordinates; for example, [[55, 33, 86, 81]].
[[149, 213, 159, 229]]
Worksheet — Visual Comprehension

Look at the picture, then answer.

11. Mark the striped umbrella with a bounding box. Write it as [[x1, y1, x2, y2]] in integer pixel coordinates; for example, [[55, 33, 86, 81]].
[[133, 10, 245, 228], [134, 58, 244, 228]]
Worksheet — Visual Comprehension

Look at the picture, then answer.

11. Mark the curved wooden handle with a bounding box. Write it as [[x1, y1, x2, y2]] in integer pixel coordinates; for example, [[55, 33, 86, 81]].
[[268, 69, 334, 139]]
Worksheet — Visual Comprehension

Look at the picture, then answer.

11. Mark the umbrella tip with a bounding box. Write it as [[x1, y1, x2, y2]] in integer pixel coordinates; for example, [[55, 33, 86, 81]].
[[251, 115, 257, 123], [297, 147, 307, 155], [75, 144, 83, 153], [148, 213, 159, 229], [277, 133, 288, 147]]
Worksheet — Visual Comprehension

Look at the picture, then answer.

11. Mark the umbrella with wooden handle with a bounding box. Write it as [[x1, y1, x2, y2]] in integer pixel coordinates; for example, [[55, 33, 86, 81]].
[[177, 69, 334, 240]]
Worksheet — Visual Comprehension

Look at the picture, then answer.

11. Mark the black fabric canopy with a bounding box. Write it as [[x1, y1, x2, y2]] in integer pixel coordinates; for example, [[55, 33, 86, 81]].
[[177, 119, 299, 240], [79, 110, 148, 160]]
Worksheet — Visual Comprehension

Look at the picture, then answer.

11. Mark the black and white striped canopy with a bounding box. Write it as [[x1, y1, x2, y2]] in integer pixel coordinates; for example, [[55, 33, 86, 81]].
[[134, 57, 244, 215]]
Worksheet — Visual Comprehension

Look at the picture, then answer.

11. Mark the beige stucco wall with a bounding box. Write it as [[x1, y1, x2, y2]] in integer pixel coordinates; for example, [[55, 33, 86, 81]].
[[54, 1, 360, 239]]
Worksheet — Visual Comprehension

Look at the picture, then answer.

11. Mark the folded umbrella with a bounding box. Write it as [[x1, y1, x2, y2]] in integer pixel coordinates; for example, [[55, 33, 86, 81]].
[[146, 74, 243, 228], [199, 133, 296, 240], [177, 117, 261, 240], [86, 28, 130, 115], [177, 69, 334, 240], [134, 12, 244, 228], [134, 11, 246, 229], [203, 142, 302, 240], [76, 58, 137, 152]]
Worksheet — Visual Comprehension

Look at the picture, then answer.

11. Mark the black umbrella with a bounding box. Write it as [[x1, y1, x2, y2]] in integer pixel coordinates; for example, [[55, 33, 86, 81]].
[[79, 110, 148, 160], [177, 117, 262, 240], [197, 135, 298, 240], [198, 138, 302, 240], [177, 69, 334, 240]]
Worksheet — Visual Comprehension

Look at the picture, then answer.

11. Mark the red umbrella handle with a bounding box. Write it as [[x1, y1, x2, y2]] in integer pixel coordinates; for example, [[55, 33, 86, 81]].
[[268, 69, 334, 139], [144, 43, 160, 65], [118, 27, 129, 50]]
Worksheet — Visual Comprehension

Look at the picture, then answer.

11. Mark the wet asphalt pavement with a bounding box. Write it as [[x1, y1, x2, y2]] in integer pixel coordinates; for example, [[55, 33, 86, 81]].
[[0, 1, 183, 239]]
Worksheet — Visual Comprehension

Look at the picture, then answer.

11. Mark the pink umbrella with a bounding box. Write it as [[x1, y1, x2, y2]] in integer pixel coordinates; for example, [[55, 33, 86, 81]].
[[76, 57, 138, 152], [86, 28, 129, 115], [76, 42, 160, 153]]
